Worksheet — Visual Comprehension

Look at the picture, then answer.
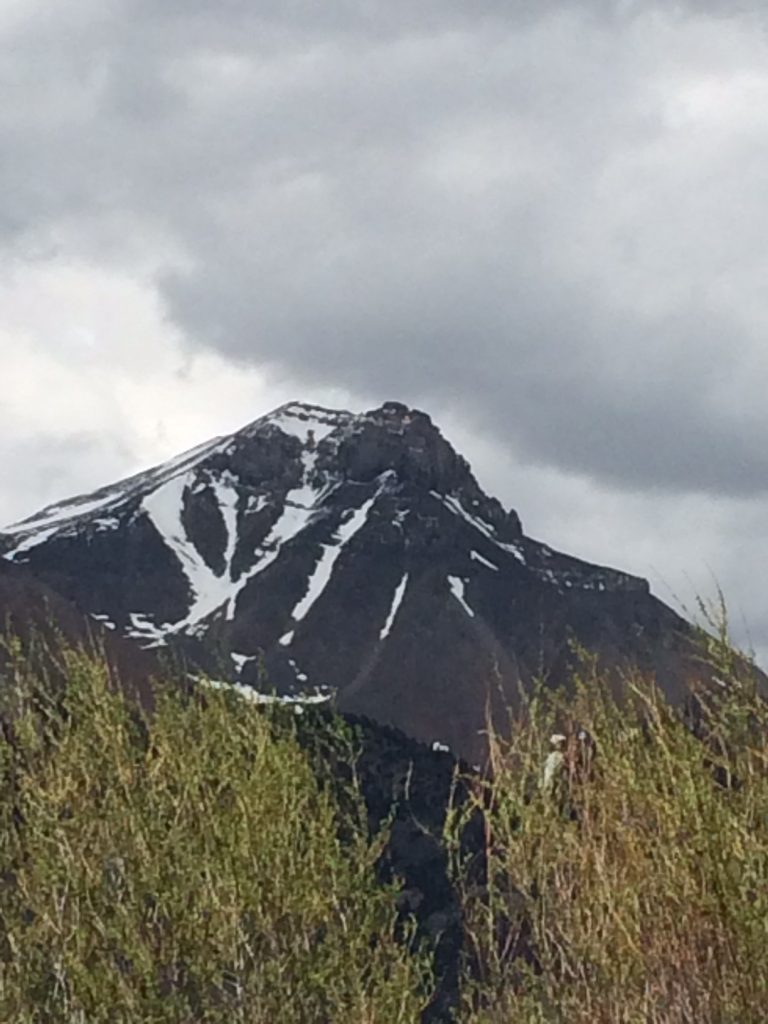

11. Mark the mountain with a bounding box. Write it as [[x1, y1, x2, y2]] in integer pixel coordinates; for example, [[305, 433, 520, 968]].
[[0, 401, 698, 761]]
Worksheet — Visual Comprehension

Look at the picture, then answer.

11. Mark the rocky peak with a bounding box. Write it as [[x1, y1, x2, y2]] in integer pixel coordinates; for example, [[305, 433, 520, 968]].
[[0, 399, 695, 762]]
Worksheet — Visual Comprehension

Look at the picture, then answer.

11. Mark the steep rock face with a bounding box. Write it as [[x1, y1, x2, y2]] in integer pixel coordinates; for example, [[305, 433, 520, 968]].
[[0, 401, 697, 761]]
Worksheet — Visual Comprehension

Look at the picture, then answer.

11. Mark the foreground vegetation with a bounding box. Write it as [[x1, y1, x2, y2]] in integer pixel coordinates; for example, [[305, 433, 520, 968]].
[[0, 624, 767, 1022], [453, 635, 768, 1023], [0, 644, 430, 1023]]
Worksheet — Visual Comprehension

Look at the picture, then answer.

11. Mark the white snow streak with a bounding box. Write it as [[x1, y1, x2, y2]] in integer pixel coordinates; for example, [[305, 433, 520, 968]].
[[202, 677, 332, 707], [5, 511, 121, 560], [284, 492, 378, 632], [210, 473, 239, 587], [140, 446, 336, 639], [125, 612, 168, 647], [231, 652, 258, 673], [143, 470, 242, 632], [436, 493, 526, 564], [379, 572, 409, 640], [4, 495, 122, 538], [470, 550, 499, 571], [3, 435, 227, 539], [234, 452, 327, 590], [448, 576, 475, 618], [90, 613, 116, 631], [5, 526, 60, 560]]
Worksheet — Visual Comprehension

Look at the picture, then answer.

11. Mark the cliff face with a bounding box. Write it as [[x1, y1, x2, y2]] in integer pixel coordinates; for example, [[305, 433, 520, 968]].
[[1, 400, 696, 761]]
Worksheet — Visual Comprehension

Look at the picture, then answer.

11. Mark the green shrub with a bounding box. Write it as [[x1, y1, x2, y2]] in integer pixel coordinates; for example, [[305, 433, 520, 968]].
[[0, 648, 430, 1023], [3, 627, 768, 1023]]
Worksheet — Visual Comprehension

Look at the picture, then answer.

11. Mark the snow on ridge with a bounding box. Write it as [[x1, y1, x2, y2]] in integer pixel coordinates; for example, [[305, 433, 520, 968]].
[[436, 492, 526, 565], [266, 405, 351, 445], [4, 509, 121, 561], [448, 576, 475, 618], [4, 525, 61, 561], [2, 400, 382, 552], [241, 402, 356, 445], [380, 572, 409, 640], [2, 433, 229, 542], [3, 495, 122, 540]]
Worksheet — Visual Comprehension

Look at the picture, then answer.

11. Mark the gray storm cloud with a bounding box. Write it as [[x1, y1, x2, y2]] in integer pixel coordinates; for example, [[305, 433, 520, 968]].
[[1, 0, 767, 496], [1, 0, 768, 661]]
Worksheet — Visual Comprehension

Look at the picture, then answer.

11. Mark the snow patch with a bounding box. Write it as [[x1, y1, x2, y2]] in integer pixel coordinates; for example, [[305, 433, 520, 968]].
[[90, 613, 116, 631], [470, 550, 499, 572], [494, 540, 526, 564], [288, 657, 309, 683], [448, 576, 475, 618], [209, 472, 239, 580], [231, 652, 258, 673], [92, 516, 121, 531], [201, 676, 333, 708], [125, 612, 168, 647]]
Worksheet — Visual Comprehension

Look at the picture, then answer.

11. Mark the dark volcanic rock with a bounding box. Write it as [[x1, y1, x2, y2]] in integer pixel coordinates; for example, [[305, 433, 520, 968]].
[[0, 559, 158, 709], [0, 400, 703, 761]]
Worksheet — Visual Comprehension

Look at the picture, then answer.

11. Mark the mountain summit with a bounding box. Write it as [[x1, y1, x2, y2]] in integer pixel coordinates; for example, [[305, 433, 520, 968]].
[[1, 401, 694, 759]]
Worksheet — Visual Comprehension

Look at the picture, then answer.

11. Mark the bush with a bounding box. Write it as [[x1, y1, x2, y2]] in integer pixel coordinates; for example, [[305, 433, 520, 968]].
[[0, 647, 431, 1023], [3, 628, 768, 1023]]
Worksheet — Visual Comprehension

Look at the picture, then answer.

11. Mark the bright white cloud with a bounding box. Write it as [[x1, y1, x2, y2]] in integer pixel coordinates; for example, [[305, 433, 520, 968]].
[[0, 259, 360, 525]]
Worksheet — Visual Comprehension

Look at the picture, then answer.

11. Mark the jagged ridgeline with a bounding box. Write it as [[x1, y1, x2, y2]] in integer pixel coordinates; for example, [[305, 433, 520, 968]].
[[0, 402, 702, 762]]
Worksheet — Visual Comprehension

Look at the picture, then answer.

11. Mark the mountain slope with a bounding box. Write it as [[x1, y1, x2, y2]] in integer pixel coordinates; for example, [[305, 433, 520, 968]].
[[0, 401, 698, 760]]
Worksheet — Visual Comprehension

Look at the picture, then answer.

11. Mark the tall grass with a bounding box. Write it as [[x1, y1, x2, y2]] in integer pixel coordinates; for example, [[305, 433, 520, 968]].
[[1, 631, 767, 1023], [451, 646, 768, 1024], [0, 646, 431, 1023]]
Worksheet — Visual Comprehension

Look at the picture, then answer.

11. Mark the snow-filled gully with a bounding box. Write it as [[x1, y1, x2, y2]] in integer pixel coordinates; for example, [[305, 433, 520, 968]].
[[278, 489, 380, 645]]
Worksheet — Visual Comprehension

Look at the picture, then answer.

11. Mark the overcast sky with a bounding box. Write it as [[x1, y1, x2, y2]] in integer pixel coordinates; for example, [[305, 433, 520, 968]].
[[1, 0, 767, 660]]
